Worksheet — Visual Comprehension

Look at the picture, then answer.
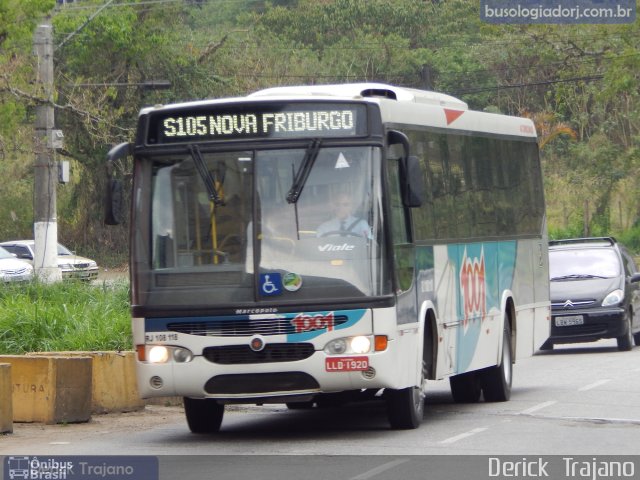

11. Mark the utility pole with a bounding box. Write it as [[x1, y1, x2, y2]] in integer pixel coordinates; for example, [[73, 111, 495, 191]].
[[34, 20, 62, 282]]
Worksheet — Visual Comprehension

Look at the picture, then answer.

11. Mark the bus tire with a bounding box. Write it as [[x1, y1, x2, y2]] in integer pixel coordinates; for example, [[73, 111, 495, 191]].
[[183, 397, 224, 433], [449, 372, 482, 403], [385, 361, 426, 430], [480, 321, 513, 402]]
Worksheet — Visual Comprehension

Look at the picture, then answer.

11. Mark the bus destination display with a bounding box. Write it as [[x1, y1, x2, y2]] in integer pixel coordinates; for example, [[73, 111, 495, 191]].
[[147, 103, 367, 144]]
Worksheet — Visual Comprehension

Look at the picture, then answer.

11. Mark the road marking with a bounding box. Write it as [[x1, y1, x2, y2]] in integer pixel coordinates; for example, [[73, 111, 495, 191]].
[[578, 379, 611, 391], [520, 400, 557, 415], [439, 427, 487, 445], [349, 459, 410, 480], [521, 414, 640, 426]]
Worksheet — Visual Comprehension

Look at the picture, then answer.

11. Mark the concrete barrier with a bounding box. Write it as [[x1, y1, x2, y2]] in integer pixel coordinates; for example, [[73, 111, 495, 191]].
[[0, 355, 92, 424], [0, 363, 12, 433], [29, 351, 145, 414]]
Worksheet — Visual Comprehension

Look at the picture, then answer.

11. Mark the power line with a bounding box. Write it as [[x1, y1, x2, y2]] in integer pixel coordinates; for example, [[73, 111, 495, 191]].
[[56, 0, 115, 50]]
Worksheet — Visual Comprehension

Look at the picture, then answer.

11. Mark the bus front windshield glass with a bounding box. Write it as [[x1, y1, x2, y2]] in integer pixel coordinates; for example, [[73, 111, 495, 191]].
[[148, 146, 389, 307]]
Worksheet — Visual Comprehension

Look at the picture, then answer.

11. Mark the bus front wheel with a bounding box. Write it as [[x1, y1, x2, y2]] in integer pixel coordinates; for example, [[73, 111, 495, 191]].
[[385, 361, 426, 430], [183, 397, 224, 433]]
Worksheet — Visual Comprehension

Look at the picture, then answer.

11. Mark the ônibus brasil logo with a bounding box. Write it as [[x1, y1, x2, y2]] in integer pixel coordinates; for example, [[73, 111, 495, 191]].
[[459, 247, 486, 329]]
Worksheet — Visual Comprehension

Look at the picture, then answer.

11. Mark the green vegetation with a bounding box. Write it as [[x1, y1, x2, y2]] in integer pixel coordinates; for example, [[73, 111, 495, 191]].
[[0, 281, 131, 354], [1, 0, 640, 255]]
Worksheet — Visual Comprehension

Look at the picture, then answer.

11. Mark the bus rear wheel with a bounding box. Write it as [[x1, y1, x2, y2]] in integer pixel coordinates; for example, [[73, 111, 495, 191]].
[[449, 371, 482, 403], [183, 397, 224, 433], [480, 320, 513, 402]]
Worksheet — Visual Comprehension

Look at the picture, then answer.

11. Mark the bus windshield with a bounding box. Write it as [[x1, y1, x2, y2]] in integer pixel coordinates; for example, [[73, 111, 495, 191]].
[[142, 145, 390, 308]]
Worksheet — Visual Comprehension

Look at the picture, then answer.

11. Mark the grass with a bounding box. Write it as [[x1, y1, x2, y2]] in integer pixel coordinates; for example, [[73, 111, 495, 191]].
[[0, 280, 132, 354]]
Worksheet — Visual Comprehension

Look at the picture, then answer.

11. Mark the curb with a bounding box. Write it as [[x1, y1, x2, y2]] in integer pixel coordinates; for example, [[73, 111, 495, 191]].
[[28, 351, 146, 414], [0, 352, 182, 428], [0, 363, 12, 433], [0, 355, 92, 424]]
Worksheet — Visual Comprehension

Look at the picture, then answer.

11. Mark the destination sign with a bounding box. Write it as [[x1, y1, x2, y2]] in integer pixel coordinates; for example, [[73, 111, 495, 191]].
[[146, 102, 368, 144]]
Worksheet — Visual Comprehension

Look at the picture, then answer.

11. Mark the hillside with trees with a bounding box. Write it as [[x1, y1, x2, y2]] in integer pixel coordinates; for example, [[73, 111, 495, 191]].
[[1, 0, 639, 263]]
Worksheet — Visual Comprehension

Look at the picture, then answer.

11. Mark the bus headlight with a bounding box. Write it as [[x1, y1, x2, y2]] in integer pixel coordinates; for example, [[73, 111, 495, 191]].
[[350, 336, 371, 354], [148, 346, 170, 363], [325, 338, 348, 355], [142, 345, 194, 364], [324, 335, 373, 355], [173, 347, 193, 363]]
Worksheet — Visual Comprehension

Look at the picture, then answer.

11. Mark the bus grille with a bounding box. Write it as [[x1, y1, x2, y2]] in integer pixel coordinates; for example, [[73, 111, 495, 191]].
[[168, 316, 349, 337], [205, 372, 319, 395], [203, 343, 315, 364]]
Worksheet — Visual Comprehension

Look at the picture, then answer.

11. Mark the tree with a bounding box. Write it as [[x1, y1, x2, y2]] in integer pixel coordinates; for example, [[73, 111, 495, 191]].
[[0, 0, 55, 239]]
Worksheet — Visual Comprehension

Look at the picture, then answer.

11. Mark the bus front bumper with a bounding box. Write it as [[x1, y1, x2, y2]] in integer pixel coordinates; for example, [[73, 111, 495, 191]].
[[135, 349, 408, 402]]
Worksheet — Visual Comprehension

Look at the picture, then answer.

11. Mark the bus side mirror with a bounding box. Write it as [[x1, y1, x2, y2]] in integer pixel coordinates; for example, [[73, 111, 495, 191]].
[[388, 130, 424, 208], [104, 142, 131, 226], [402, 155, 424, 208], [105, 178, 123, 225]]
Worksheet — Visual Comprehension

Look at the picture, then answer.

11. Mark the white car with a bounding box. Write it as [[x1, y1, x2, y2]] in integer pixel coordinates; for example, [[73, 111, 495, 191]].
[[0, 246, 34, 282], [0, 240, 98, 281]]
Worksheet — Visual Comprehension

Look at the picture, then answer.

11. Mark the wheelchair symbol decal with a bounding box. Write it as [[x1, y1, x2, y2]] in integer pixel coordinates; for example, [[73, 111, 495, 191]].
[[260, 273, 282, 296]]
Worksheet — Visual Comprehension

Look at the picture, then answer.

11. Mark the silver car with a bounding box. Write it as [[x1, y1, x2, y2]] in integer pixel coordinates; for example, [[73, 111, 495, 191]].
[[0, 240, 98, 281], [0, 246, 34, 282]]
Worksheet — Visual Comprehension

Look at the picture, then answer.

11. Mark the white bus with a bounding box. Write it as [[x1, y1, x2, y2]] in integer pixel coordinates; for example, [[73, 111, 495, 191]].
[[106, 83, 550, 432]]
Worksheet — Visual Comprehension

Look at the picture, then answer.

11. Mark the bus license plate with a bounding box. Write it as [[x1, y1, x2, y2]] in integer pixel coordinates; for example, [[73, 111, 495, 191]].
[[555, 315, 584, 327], [325, 356, 369, 372]]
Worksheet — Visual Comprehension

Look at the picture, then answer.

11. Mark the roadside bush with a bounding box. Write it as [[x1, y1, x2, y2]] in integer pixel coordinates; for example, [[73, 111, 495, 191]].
[[0, 280, 131, 354], [618, 226, 640, 255]]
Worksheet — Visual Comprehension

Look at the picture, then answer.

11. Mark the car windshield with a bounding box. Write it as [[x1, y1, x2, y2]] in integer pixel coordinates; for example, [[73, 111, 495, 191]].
[[0, 247, 14, 260], [549, 248, 621, 280], [57, 244, 73, 256]]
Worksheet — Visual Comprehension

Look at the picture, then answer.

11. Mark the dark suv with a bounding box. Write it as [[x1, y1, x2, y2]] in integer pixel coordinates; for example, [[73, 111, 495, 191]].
[[545, 237, 640, 351]]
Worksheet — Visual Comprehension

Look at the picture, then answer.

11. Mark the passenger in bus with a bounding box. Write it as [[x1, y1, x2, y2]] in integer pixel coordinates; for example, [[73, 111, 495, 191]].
[[316, 192, 372, 239]]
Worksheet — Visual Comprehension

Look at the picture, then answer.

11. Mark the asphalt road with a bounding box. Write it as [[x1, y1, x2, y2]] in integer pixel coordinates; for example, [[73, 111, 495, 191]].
[[3, 338, 640, 461]]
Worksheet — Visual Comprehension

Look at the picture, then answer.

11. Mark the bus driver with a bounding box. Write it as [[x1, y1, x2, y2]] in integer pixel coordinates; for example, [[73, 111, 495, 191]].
[[316, 192, 372, 239]]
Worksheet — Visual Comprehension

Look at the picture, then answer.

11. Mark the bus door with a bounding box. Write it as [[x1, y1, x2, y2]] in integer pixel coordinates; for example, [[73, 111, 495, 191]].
[[386, 129, 426, 318]]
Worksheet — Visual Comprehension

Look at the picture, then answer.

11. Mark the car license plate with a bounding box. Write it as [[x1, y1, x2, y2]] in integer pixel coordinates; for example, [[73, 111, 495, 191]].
[[555, 315, 584, 327], [325, 356, 369, 372]]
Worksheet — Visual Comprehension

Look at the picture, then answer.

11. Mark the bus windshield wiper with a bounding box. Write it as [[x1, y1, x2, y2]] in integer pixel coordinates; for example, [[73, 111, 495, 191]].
[[286, 138, 321, 204], [189, 145, 224, 206]]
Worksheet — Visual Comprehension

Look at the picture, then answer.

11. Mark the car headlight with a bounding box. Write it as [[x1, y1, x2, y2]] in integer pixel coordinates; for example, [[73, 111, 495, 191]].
[[602, 289, 624, 307], [58, 263, 73, 270], [89, 261, 97, 268]]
